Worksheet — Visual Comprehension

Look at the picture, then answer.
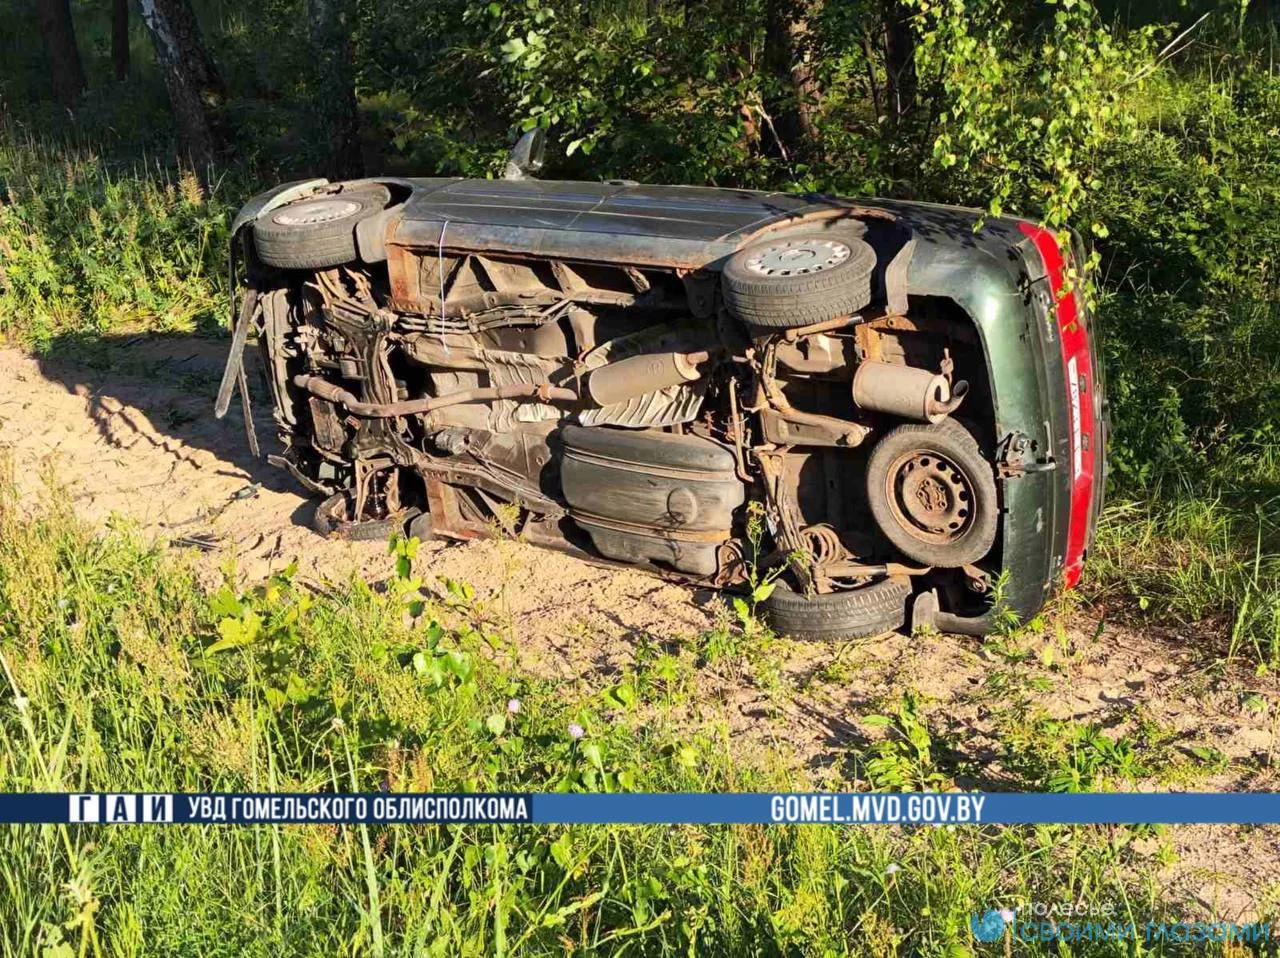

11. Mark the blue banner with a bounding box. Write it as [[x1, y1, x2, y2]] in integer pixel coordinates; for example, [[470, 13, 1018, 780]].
[[1, 792, 1279, 825]]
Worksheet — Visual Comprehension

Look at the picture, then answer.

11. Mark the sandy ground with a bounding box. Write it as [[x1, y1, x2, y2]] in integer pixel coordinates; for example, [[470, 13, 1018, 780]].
[[1, 334, 1277, 920]]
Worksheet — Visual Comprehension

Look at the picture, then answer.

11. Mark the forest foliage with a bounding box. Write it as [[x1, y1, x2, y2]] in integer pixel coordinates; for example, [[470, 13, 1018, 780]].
[[0, 0, 1277, 495], [0, 5, 1279, 950]]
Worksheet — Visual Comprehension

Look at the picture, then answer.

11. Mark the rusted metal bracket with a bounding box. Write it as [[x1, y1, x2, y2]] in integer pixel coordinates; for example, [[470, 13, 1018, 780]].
[[215, 285, 261, 457], [996, 431, 1055, 478], [756, 338, 870, 447]]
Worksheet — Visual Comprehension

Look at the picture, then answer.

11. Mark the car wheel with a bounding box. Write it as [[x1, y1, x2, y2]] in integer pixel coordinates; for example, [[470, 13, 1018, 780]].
[[312, 491, 421, 542], [865, 418, 998, 567], [253, 186, 391, 269], [721, 232, 876, 329], [762, 575, 911, 641]]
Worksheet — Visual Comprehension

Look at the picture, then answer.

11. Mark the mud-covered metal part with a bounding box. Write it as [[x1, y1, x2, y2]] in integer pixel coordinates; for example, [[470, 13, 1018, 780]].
[[258, 287, 298, 427], [822, 560, 931, 578], [585, 350, 710, 406], [267, 454, 334, 495], [961, 563, 992, 593], [852, 360, 969, 423], [292, 374, 577, 418], [995, 430, 1054, 478], [780, 314, 863, 342], [753, 449, 806, 559], [237, 361, 260, 457], [214, 286, 259, 420], [560, 425, 745, 576], [772, 332, 851, 374], [757, 337, 871, 447]]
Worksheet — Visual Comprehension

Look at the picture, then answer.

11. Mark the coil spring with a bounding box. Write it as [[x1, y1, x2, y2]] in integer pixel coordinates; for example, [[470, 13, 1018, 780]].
[[800, 524, 843, 566]]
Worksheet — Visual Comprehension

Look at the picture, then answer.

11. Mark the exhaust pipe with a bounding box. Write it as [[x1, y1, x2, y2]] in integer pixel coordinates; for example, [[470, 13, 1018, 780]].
[[852, 361, 968, 423], [293, 375, 576, 417]]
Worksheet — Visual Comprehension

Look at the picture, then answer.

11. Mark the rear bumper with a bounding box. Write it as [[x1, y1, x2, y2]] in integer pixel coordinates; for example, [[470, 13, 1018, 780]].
[[1017, 223, 1101, 590], [875, 204, 1103, 633]]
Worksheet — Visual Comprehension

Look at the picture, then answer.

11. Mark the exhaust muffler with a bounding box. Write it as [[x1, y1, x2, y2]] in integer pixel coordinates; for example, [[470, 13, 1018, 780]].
[[852, 360, 968, 423], [586, 350, 710, 407]]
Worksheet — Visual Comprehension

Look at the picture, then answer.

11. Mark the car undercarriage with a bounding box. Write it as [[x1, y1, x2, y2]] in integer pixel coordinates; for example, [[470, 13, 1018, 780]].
[[219, 165, 1104, 640]]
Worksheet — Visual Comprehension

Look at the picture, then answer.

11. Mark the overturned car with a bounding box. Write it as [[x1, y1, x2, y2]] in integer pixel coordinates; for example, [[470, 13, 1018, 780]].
[[217, 132, 1105, 640]]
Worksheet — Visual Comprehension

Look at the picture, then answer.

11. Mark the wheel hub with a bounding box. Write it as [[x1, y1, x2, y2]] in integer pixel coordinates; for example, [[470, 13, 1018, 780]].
[[274, 198, 361, 226], [887, 451, 974, 544], [743, 238, 851, 277]]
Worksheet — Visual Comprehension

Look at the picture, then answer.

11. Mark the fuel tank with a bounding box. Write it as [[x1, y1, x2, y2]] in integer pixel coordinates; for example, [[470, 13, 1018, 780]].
[[559, 425, 744, 577]]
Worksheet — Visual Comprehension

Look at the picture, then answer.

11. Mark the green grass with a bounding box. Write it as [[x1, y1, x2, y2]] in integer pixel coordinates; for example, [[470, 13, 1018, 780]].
[[1088, 489, 1280, 669], [0, 122, 233, 349], [2, 469, 1264, 957]]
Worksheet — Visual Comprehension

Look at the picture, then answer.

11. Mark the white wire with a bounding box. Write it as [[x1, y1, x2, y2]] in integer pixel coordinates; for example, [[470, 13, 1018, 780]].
[[438, 219, 450, 356]]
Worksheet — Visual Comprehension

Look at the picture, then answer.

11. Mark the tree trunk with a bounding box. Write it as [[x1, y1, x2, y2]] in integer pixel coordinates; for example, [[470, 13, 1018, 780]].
[[137, 0, 226, 172], [787, 5, 822, 147], [35, 0, 86, 108], [882, 0, 916, 129], [764, 0, 824, 161], [112, 0, 129, 81], [307, 0, 364, 180]]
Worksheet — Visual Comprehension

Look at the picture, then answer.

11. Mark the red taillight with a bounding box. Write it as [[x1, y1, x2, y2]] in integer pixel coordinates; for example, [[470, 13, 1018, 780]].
[[1018, 223, 1096, 589]]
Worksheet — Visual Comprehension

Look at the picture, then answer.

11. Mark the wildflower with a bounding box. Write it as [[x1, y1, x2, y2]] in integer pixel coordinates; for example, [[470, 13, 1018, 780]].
[[884, 863, 900, 875], [568, 723, 584, 740], [57, 598, 68, 610], [507, 698, 521, 715], [330, 717, 345, 731], [999, 908, 1015, 924]]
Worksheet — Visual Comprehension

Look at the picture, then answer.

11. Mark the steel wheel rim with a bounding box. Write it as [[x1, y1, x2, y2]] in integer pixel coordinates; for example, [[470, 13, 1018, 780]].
[[274, 198, 362, 226], [743, 238, 851, 277], [884, 448, 975, 545]]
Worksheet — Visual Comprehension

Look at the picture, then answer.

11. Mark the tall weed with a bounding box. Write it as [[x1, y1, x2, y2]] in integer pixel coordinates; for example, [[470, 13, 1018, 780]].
[[0, 122, 232, 347]]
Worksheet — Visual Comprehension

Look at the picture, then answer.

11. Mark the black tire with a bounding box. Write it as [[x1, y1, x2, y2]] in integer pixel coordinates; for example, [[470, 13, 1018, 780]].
[[407, 511, 436, 542], [312, 492, 421, 542], [865, 418, 998, 567], [253, 186, 390, 269], [721, 232, 876, 329], [762, 575, 911, 641]]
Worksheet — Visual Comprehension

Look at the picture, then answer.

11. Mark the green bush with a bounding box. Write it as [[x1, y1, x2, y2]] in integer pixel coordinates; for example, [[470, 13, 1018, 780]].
[[0, 125, 232, 348], [1084, 70, 1280, 486]]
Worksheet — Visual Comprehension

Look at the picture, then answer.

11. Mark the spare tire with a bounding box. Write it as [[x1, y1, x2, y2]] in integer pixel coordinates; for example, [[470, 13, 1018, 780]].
[[253, 186, 391, 269], [761, 575, 911, 641], [721, 232, 876, 329]]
